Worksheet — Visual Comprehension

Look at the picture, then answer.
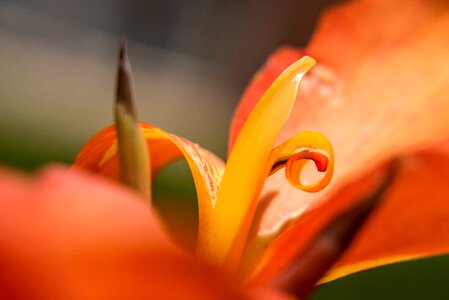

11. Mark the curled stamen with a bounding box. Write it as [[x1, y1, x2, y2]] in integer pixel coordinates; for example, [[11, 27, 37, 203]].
[[268, 131, 334, 193], [285, 151, 331, 192], [270, 150, 329, 175]]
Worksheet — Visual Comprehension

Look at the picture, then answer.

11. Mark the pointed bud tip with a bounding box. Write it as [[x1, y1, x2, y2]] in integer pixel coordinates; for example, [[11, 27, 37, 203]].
[[116, 36, 137, 120], [119, 36, 128, 65], [114, 36, 151, 200]]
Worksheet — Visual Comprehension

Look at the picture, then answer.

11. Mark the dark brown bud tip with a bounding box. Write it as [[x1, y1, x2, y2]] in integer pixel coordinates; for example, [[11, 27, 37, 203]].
[[116, 36, 137, 120]]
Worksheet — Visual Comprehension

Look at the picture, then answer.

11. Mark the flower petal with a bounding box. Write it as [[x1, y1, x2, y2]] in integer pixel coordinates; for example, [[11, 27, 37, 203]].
[[0, 165, 266, 299], [247, 145, 449, 284], [238, 132, 334, 275], [231, 0, 449, 277], [198, 57, 316, 270], [322, 145, 449, 282], [229, 47, 304, 152], [73, 122, 225, 250]]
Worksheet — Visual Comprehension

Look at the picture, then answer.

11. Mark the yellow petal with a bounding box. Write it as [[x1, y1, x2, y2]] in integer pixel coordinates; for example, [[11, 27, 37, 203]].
[[197, 57, 316, 270]]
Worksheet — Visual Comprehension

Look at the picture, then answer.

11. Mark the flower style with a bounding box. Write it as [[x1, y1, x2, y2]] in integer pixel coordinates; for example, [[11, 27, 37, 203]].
[[1, 0, 449, 299]]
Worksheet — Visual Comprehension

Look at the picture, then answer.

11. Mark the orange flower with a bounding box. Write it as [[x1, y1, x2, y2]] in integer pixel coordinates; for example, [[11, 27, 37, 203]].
[[73, 0, 449, 295], [1, 0, 449, 299]]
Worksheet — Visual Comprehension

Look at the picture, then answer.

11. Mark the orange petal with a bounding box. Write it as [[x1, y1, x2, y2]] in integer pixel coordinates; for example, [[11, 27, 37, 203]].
[[243, 160, 389, 284], [248, 145, 449, 284], [0, 165, 303, 299], [322, 145, 449, 282], [73, 122, 225, 251], [0, 165, 251, 299], [231, 0, 449, 275], [74, 122, 181, 181]]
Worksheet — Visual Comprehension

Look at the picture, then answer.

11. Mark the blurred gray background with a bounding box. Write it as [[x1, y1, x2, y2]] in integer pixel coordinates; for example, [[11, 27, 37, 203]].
[[0, 0, 337, 168]]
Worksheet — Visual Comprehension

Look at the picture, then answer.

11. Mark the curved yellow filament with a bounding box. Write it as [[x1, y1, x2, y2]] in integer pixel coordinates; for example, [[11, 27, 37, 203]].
[[269, 131, 334, 193]]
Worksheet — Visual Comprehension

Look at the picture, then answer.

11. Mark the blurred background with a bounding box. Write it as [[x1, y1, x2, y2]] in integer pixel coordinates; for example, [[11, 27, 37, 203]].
[[0, 0, 337, 169]]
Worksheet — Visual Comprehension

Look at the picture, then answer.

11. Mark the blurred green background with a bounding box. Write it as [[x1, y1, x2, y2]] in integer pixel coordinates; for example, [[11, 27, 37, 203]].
[[1, 0, 449, 298]]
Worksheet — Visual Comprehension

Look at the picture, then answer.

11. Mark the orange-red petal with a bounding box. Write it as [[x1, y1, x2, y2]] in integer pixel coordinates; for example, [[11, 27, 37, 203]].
[[322, 145, 449, 282], [0, 165, 261, 299], [248, 145, 449, 284]]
